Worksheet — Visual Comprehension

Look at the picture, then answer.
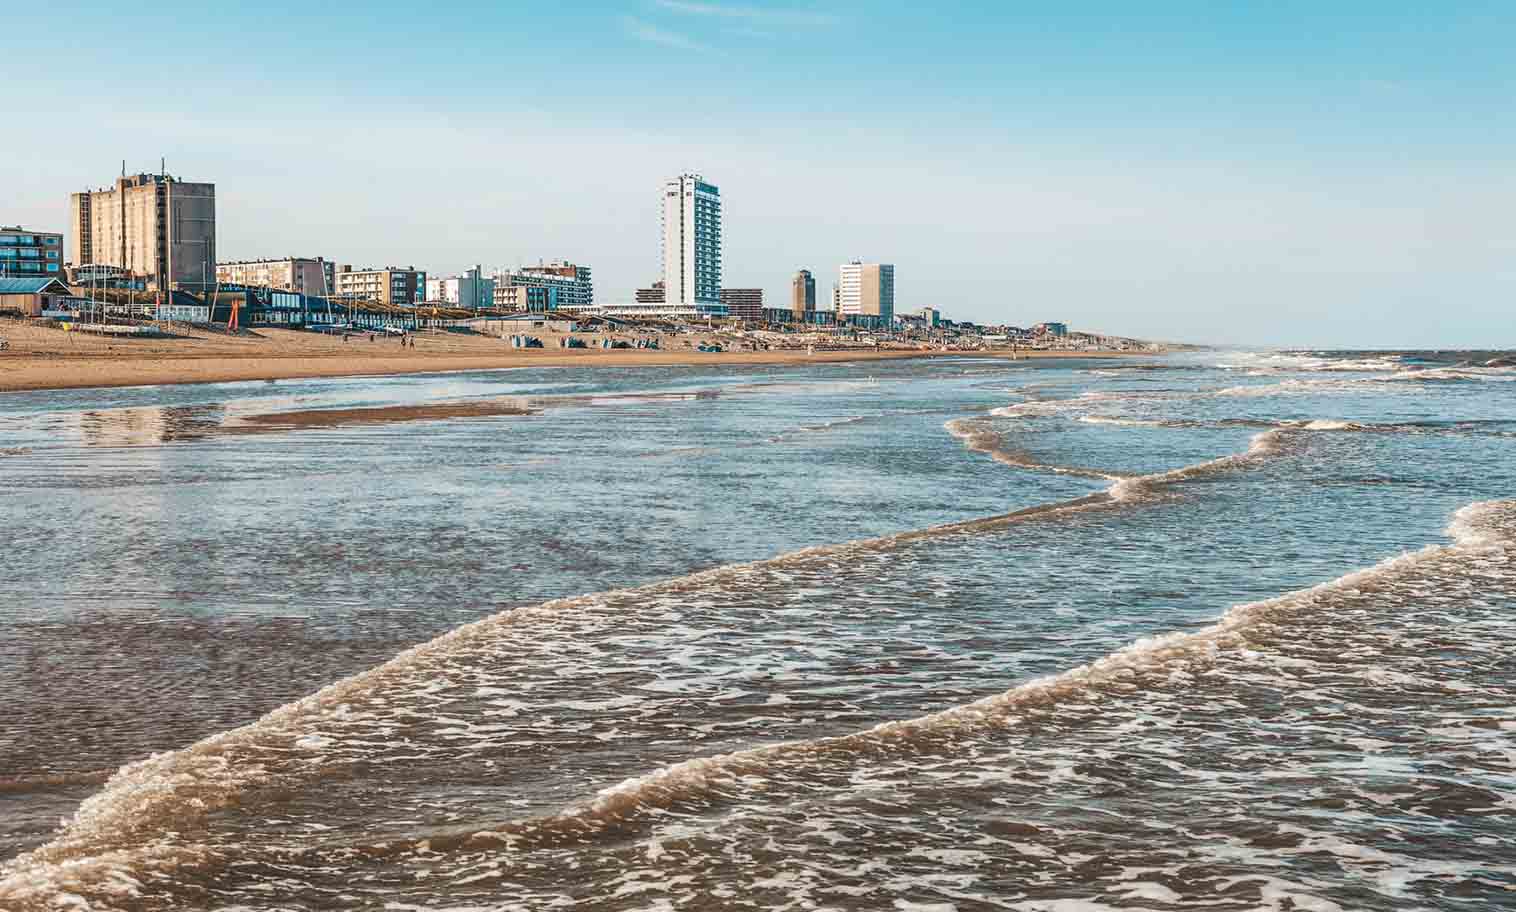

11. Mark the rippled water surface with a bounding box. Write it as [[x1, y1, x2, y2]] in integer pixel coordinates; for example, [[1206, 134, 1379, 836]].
[[1, 351, 1513, 911]]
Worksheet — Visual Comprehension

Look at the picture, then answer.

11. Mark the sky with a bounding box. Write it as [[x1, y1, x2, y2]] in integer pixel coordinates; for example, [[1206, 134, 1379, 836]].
[[6, 1, 1514, 346]]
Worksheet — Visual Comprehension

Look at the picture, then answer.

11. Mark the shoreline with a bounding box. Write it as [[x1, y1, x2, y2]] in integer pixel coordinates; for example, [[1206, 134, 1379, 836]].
[[0, 338, 1143, 394]]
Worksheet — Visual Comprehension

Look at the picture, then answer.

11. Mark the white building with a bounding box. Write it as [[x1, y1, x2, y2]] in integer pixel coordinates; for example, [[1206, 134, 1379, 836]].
[[661, 173, 724, 316], [426, 265, 494, 310], [837, 262, 895, 321]]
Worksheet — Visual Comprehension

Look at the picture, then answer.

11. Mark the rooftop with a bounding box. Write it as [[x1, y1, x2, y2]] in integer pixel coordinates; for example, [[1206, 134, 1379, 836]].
[[0, 277, 71, 294]]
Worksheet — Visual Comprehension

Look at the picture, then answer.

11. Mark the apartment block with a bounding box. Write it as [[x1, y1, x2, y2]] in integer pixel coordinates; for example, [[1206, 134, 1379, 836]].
[[217, 257, 335, 295], [69, 172, 216, 291], [0, 227, 64, 278], [720, 287, 764, 322], [493, 284, 559, 313], [493, 261, 593, 311], [335, 266, 426, 306]]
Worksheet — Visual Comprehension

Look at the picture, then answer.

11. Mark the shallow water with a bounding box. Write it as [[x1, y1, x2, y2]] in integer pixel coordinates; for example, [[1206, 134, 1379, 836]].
[[1, 351, 1512, 910]]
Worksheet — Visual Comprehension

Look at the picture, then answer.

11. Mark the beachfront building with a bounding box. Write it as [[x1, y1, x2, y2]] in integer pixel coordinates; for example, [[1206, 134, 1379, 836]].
[[0, 277, 73, 316], [426, 265, 495, 310], [720, 288, 764, 322], [334, 266, 426, 306], [493, 284, 559, 312], [919, 306, 940, 328], [217, 257, 335, 295], [69, 172, 217, 292], [0, 227, 64, 279], [837, 261, 895, 322], [791, 268, 816, 317], [492, 261, 592, 312], [662, 173, 724, 317], [635, 281, 665, 303]]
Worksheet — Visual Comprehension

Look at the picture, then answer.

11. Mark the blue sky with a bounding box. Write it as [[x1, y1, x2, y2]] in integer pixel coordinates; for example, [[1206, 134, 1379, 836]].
[[8, 1, 1515, 346]]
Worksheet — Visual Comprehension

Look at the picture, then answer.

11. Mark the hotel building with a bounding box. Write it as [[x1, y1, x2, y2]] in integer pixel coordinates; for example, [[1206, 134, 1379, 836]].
[[662, 173, 724, 316], [69, 172, 216, 291], [837, 261, 895, 321], [217, 257, 335, 295], [0, 227, 64, 278]]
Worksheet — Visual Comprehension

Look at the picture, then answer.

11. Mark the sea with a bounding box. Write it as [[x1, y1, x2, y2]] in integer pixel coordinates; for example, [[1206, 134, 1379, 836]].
[[0, 349, 1512, 911]]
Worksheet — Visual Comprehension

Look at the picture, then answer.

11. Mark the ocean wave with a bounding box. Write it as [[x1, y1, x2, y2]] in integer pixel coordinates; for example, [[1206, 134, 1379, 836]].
[[0, 418, 1311, 907], [297, 498, 1516, 860], [944, 418, 1121, 481], [1107, 429, 1289, 502]]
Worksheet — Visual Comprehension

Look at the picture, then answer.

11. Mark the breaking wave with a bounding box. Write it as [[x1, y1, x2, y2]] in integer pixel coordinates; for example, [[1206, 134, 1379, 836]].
[[0, 409, 1312, 907], [291, 498, 1516, 858]]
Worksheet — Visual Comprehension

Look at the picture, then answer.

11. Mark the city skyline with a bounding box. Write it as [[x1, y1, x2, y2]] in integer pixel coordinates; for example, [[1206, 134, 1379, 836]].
[[6, 2, 1515, 346]]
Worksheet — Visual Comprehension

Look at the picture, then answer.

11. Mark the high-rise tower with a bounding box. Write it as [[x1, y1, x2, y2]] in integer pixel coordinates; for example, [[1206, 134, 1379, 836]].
[[661, 173, 724, 315]]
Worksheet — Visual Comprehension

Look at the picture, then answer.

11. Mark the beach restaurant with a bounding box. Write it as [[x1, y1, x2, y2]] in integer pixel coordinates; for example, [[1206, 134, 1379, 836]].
[[0, 277, 73, 317]]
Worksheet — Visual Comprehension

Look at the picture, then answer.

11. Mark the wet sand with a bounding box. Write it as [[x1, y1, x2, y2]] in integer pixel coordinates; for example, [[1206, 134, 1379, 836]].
[[233, 400, 539, 430], [0, 322, 1133, 393]]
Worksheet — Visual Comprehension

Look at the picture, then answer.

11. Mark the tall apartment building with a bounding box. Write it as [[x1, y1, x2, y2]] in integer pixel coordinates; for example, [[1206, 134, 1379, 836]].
[[69, 172, 216, 291], [334, 266, 426, 306], [493, 261, 593, 311], [837, 262, 895, 321], [791, 268, 816, 317], [217, 257, 335, 295], [662, 173, 724, 315], [720, 288, 764, 322], [0, 227, 64, 278], [426, 265, 494, 310]]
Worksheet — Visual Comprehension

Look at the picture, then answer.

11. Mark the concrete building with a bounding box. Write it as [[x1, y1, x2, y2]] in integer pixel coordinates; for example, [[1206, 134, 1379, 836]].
[[492, 261, 592, 311], [791, 268, 816, 317], [426, 265, 495, 310], [69, 172, 216, 291], [918, 307, 940, 328], [635, 280, 665, 303], [720, 288, 764, 322], [217, 257, 335, 295], [662, 173, 724, 316], [334, 266, 426, 306], [837, 262, 895, 321], [0, 227, 64, 279]]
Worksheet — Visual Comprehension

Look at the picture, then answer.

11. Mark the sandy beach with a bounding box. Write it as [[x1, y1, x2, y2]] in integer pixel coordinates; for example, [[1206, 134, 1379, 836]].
[[0, 321, 1131, 393]]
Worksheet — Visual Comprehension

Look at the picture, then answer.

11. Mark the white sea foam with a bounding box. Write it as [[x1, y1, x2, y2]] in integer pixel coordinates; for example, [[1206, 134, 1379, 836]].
[[403, 498, 1512, 855]]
